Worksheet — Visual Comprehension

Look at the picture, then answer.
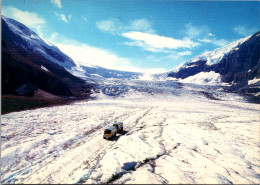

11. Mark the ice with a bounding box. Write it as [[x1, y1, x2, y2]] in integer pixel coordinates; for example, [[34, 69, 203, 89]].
[[1, 81, 259, 184], [179, 71, 225, 85], [248, 77, 260, 85], [40, 65, 49, 72]]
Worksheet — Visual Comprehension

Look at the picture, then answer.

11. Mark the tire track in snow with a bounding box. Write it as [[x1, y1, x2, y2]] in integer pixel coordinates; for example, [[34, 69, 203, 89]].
[[124, 108, 153, 136], [74, 108, 151, 184], [44, 109, 144, 184], [2, 107, 143, 184]]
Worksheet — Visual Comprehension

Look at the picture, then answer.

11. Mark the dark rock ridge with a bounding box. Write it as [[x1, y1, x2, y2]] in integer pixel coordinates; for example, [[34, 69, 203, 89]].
[[2, 16, 93, 98], [168, 31, 260, 96]]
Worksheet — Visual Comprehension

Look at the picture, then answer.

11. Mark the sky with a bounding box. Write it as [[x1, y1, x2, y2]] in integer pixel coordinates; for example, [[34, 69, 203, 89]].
[[2, 0, 260, 73]]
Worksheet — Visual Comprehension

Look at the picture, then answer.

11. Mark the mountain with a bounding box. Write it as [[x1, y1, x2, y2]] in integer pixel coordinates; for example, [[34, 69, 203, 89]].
[[2, 16, 93, 98], [66, 64, 142, 83], [168, 31, 260, 97]]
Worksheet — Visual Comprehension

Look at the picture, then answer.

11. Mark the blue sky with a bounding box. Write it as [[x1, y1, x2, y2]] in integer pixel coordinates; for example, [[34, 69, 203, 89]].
[[2, 0, 260, 73]]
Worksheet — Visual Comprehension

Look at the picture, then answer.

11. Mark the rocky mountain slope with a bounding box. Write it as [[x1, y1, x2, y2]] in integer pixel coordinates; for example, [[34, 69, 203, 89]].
[[2, 16, 142, 99], [2, 16, 93, 98], [168, 32, 260, 97]]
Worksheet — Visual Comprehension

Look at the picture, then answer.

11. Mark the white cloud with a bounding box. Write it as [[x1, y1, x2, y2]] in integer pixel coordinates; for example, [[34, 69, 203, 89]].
[[177, 51, 192, 56], [49, 33, 167, 72], [143, 68, 167, 74], [185, 23, 210, 39], [198, 38, 212, 43], [198, 38, 229, 47], [164, 51, 192, 62], [68, 14, 72, 20], [54, 12, 68, 23], [56, 43, 129, 69], [2, 6, 45, 35], [233, 25, 257, 37], [211, 39, 230, 47], [96, 18, 118, 34], [57, 42, 165, 73], [129, 19, 155, 33], [122, 31, 199, 52], [184, 23, 230, 47], [48, 34, 141, 72], [51, 0, 62, 8], [96, 18, 154, 34]]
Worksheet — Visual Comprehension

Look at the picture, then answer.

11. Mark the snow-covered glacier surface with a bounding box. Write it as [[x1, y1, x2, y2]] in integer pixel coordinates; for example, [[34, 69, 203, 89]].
[[1, 80, 260, 184]]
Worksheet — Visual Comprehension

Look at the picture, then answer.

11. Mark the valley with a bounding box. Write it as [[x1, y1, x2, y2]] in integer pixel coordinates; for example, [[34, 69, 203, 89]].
[[1, 80, 260, 184]]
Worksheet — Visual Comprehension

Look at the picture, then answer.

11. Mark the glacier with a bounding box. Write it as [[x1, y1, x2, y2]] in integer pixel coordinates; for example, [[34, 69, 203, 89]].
[[1, 80, 259, 184]]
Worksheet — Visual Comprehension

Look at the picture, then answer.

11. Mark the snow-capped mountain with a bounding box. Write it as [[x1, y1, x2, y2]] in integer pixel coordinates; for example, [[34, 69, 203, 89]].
[[2, 16, 141, 98], [172, 36, 251, 73], [2, 16, 76, 69], [168, 31, 260, 96], [2, 16, 93, 97]]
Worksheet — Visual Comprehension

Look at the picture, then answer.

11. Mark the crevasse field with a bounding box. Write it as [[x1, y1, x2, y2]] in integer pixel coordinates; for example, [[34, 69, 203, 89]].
[[1, 79, 260, 184]]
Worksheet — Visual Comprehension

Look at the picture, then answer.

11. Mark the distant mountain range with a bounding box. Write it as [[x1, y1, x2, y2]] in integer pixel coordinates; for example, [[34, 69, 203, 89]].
[[168, 31, 260, 97], [2, 15, 259, 99]]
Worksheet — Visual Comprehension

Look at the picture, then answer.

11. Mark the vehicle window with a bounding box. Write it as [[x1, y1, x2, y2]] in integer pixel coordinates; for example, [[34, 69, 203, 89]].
[[104, 130, 111, 134]]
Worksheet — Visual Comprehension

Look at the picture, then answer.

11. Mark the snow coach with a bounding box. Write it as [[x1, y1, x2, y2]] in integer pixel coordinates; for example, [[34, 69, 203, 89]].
[[113, 122, 123, 132], [103, 126, 117, 139]]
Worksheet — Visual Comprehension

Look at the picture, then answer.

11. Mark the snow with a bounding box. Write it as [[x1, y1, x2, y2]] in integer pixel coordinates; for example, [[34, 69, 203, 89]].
[[179, 71, 224, 85], [2, 16, 76, 69], [40, 65, 49, 72], [172, 36, 251, 72], [248, 77, 260, 85], [137, 73, 155, 81], [1, 81, 259, 184]]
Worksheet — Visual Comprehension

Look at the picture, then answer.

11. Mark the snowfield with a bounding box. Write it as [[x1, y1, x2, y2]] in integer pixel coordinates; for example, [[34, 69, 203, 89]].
[[1, 81, 260, 184]]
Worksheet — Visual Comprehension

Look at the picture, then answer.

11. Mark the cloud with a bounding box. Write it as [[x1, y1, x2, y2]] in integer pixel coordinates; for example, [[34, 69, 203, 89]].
[[96, 18, 154, 34], [49, 33, 167, 72], [233, 25, 257, 37], [122, 31, 199, 52], [164, 51, 192, 62], [57, 42, 164, 73], [185, 23, 210, 39], [54, 12, 68, 23], [129, 19, 155, 33], [51, 0, 62, 8], [184, 23, 231, 47], [176, 51, 192, 56], [198, 38, 229, 47], [56, 43, 128, 69], [211, 39, 230, 47], [96, 18, 118, 34], [48, 33, 141, 72], [2, 6, 46, 35]]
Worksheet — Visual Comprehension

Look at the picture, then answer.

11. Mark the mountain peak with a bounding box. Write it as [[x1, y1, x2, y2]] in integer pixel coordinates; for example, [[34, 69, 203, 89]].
[[168, 31, 260, 97], [172, 34, 253, 73], [2, 15, 76, 69]]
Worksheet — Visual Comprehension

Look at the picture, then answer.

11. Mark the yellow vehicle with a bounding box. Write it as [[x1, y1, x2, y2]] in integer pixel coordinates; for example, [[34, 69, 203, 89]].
[[103, 126, 117, 139]]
